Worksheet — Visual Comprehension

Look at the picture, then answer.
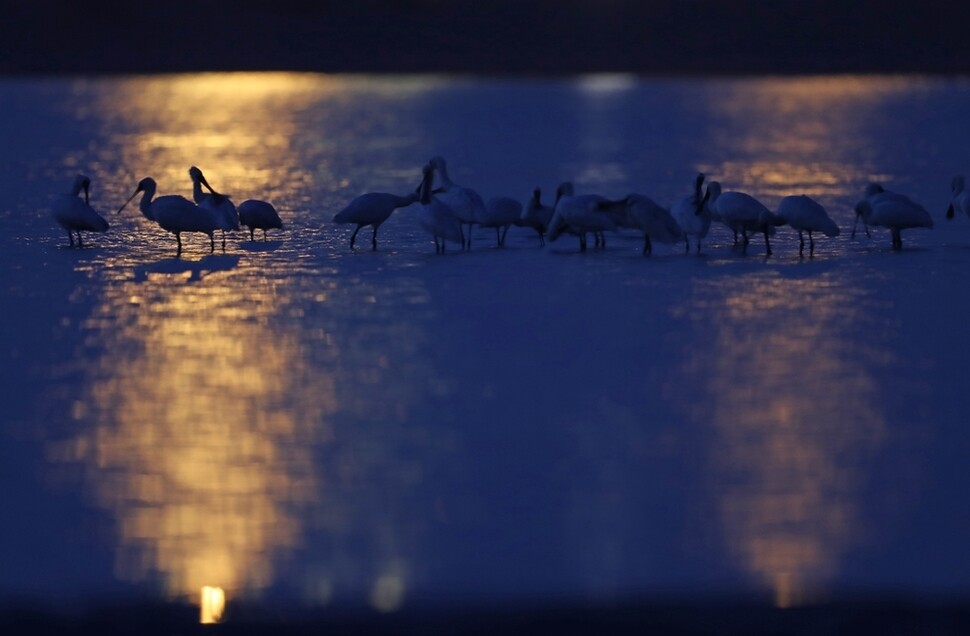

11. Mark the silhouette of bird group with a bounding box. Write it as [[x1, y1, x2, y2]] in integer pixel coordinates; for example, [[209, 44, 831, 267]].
[[53, 167, 283, 256], [54, 158, 952, 257], [333, 157, 941, 256]]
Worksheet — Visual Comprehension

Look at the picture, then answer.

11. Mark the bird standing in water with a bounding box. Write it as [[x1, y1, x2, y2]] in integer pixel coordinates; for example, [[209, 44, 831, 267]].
[[50, 174, 109, 247]]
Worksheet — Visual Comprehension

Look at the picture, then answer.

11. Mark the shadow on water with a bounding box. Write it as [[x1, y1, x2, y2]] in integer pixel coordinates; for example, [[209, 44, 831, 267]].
[[133, 254, 240, 282]]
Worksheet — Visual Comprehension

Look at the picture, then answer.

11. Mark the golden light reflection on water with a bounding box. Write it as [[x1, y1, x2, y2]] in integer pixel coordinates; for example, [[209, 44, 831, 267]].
[[46, 73, 448, 611], [677, 271, 888, 606], [59, 271, 331, 602], [701, 76, 916, 203]]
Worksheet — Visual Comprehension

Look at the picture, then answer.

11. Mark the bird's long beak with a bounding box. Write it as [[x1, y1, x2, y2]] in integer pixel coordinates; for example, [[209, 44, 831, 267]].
[[199, 175, 216, 194], [117, 189, 140, 214]]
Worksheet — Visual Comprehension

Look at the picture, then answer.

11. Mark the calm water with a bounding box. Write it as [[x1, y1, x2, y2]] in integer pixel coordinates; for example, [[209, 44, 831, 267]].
[[2, 73, 970, 619]]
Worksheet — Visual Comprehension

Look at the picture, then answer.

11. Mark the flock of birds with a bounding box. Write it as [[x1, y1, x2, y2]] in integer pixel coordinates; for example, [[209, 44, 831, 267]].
[[50, 167, 283, 256], [333, 157, 944, 256], [51, 156, 962, 257]]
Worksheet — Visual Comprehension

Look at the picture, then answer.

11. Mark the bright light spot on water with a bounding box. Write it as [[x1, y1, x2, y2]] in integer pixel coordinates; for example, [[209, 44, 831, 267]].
[[200, 586, 225, 624], [576, 73, 636, 94], [370, 572, 406, 613]]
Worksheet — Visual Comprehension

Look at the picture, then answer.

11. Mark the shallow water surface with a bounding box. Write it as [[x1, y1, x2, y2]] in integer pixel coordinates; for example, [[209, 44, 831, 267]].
[[2, 73, 970, 618]]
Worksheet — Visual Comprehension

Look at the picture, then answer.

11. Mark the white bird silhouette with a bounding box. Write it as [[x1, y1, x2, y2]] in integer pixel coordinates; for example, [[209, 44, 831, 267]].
[[189, 166, 238, 249], [118, 177, 219, 256], [333, 191, 418, 250], [854, 183, 933, 250], [776, 194, 840, 256], [600, 194, 684, 256], [417, 163, 463, 253], [547, 182, 613, 252], [705, 181, 784, 256], [672, 173, 711, 254], [427, 156, 486, 249], [481, 197, 523, 247], [238, 199, 284, 241], [50, 174, 109, 247], [517, 187, 555, 246]]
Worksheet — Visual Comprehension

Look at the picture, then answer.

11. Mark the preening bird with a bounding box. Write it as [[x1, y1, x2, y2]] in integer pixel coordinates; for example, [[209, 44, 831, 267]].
[[599, 194, 683, 256], [238, 199, 284, 241], [776, 194, 840, 256], [547, 182, 614, 252], [189, 166, 238, 249], [517, 187, 555, 246], [118, 177, 220, 256], [427, 156, 486, 249], [416, 163, 463, 253], [50, 174, 109, 247], [672, 173, 711, 254], [333, 191, 418, 250]]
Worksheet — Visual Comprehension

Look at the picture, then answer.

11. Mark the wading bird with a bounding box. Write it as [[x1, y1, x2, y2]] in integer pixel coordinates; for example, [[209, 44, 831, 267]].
[[50, 174, 109, 247], [427, 156, 486, 249], [417, 163, 463, 253], [600, 194, 684, 256], [238, 199, 284, 241], [547, 182, 614, 252], [118, 177, 219, 256], [481, 196, 523, 247], [672, 173, 711, 254], [189, 166, 238, 249], [705, 181, 784, 256], [333, 190, 418, 250], [854, 183, 933, 250], [517, 187, 555, 246], [776, 194, 840, 256]]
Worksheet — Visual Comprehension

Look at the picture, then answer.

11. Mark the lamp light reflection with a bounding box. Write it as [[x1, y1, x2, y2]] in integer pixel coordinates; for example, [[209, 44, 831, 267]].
[[677, 272, 887, 606], [200, 586, 226, 624]]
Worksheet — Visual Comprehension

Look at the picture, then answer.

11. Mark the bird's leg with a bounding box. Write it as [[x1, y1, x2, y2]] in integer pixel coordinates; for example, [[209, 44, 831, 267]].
[[643, 233, 652, 256], [250, 227, 256, 241], [892, 229, 902, 250], [371, 225, 379, 251], [349, 225, 361, 249], [579, 233, 587, 252], [495, 227, 501, 246], [850, 214, 859, 239], [263, 229, 268, 241], [798, 230, 805, 256], [210, 232, 216, 253], [538, 232, 545, 247], [176, 232, 183, 257], [501, 225, 509, 246], [733, 229, 739, 245], [464, 224, 472, 250], [764, 229, 772, 256], [67, 229, 75, 247], [221, 230, 226, 251], [77, 231, 84, 247], [684, 235, 690, 254], [809, 231, 815, 256]]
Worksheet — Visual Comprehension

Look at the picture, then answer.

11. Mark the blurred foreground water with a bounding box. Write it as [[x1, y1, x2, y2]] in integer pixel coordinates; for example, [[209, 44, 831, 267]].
[[1, 73, 970, 631]]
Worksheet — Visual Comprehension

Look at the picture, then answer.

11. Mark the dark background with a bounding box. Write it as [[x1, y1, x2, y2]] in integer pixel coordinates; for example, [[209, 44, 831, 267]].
[[5, 0, 970, 75]]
